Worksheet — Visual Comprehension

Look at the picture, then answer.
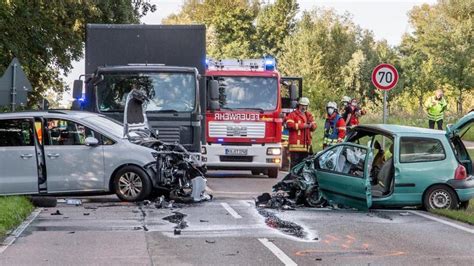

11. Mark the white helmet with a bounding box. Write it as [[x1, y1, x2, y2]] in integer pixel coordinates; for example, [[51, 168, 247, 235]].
[[298, 97, 310, 106], [341, 96, 351, 103], [326, 101, 337, 109]]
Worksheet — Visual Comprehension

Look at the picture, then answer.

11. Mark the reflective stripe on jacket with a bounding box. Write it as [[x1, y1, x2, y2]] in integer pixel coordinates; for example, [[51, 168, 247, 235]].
[[285, 110, 316, 152]]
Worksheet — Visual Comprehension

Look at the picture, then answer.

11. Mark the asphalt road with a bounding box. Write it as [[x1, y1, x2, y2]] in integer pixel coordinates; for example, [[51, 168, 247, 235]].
[[1, 170, 474, 265]]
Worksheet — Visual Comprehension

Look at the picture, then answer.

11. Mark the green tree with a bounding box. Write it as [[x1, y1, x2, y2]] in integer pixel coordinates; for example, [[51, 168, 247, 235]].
[[0, 0, 156, 107], [407, 0, 473, 114], [163, 0, 259, 58], [279, 9, 363, 113], [254, 0, 299, 57]]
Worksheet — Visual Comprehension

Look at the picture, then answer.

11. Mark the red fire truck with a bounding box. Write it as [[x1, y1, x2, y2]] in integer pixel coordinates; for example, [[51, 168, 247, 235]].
[[203, 58, 301, 178]]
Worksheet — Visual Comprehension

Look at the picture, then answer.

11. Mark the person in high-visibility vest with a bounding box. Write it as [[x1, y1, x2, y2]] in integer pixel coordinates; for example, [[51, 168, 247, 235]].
[[323, 102, 346, 149], [424, 89, 447, 130], [285, 97, 317, 167]]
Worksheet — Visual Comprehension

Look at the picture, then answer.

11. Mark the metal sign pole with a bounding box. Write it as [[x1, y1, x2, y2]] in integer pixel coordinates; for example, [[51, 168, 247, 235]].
[[383, 90, 387, 124], [382, 90, 388, 149], [11, 62, 17, 111]]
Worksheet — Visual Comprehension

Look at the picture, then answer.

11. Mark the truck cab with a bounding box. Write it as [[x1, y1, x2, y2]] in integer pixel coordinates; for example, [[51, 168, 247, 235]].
[[204, 58, 298, 178], [71, 24, 206, 162]]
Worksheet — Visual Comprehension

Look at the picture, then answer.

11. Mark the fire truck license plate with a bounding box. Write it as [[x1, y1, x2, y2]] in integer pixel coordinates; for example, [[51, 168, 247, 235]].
[[225, 148, 248, 156]]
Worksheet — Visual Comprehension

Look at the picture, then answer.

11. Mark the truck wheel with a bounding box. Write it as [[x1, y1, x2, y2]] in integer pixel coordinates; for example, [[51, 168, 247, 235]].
[[267, 168, 279, 179], [114, 166, 152, 202], [423, 185, 458, 210], [251, 170, 261, 176], [281, 147, 290, 171]]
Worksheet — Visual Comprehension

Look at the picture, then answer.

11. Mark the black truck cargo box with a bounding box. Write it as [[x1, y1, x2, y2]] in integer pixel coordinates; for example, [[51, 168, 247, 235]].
[[85, 24, 205, 76]]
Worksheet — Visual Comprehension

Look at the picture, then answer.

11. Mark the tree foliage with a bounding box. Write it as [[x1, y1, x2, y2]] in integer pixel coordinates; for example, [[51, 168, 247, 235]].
[[0, 0, 156, 106], [402, 0, 473, 113]]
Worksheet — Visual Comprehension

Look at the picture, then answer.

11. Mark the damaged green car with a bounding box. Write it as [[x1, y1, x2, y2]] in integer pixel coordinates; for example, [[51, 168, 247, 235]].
[[276, 112, 474, 210]]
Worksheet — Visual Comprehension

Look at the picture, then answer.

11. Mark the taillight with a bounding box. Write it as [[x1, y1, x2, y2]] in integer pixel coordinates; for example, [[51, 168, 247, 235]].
[[454, 165, 467, 180]]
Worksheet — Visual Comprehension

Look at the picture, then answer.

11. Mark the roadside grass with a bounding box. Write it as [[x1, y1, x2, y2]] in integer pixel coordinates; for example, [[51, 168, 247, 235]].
[[432, 199, 474, 226], [0, 196, 34, 238]]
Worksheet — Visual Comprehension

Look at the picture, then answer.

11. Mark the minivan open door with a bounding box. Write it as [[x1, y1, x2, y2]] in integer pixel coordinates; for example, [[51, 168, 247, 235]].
[[315, 143, 372, 210]]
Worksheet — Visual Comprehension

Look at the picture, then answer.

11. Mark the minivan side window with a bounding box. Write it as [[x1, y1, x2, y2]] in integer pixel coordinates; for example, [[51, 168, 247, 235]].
[[45, 119, 101, 146], [0, 119, 34, 147], [400, 137, 446, 163]]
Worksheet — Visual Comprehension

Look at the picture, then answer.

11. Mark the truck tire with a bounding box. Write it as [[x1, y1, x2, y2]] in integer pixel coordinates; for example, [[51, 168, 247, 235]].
[[114, 165, 152, 202], [281, 147, 290, 171], [29, 196, 57, 208], [423, 185, 459, 210], [251, 170, 262, 176], [267, 168, 279, 179]]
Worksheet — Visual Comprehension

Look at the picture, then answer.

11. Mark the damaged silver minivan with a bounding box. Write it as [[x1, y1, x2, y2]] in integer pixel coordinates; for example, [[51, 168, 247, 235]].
[[0, 90, 208, 202]]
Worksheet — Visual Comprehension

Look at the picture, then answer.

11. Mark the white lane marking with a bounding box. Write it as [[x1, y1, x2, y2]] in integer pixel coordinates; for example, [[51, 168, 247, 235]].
[[240, 200, 253, 207], [258, 238, 297, 266], [0, 209, 42, 254], [410, 211, 474, 234], [220, 202, 242, 219]]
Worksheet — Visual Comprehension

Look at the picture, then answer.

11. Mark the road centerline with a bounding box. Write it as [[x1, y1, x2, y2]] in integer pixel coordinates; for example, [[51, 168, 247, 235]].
[[258, 238, 297, 266], [220, 202, 243, 219]]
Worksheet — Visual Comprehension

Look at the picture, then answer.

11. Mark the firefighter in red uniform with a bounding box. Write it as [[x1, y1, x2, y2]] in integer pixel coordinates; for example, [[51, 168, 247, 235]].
[[285, 97, 317, 167], [341, 96, 366, 130], [323, 102, 346, 149]]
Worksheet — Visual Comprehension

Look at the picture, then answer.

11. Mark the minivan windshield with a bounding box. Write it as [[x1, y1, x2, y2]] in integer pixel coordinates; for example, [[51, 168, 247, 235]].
[[214, 76, 278, 111], [97, 72, 196, 113]]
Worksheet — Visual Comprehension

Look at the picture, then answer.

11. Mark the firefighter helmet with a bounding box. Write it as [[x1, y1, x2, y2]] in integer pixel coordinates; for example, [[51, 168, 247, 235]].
[[341, 96, 351, 103], [326, 101, 337, 109], [298, 97, 310, 106]]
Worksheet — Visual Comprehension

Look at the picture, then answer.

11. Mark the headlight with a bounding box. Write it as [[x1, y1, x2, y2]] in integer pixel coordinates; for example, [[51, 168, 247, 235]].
[[151, 152, 159, 159], [201, 146, 207, 154], [267, 147, 281, 155]]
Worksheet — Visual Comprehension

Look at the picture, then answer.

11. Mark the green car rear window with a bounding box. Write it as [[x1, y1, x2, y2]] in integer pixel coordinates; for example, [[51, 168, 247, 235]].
[[400, 137, 446, 163]]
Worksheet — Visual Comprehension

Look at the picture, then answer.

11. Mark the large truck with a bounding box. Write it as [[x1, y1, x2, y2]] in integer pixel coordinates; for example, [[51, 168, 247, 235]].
[[72, 24, 206, 162], [203, 58, 301, 178]]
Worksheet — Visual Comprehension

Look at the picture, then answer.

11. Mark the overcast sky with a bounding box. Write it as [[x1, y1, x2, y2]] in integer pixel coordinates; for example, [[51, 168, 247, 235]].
[[62, 0, 437, 102]]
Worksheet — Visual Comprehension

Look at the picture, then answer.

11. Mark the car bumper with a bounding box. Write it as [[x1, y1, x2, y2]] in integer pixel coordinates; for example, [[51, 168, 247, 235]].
[[204, 143, 282, 169], [449, 176, 474, 202]]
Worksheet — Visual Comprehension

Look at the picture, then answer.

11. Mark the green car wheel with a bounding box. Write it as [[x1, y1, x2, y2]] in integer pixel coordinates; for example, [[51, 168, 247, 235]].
[[423, 185, 459, 210]]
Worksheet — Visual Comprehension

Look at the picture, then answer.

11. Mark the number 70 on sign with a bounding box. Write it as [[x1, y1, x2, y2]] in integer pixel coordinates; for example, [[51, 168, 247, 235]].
[[371, 63, 399, 91]]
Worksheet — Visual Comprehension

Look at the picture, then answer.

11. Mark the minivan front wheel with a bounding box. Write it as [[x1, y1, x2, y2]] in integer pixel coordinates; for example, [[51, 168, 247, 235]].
[[423, 185, 459, 210], [114, 166, 152, 202]]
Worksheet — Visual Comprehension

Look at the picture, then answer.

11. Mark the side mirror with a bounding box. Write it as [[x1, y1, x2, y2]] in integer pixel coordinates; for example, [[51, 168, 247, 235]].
[[290, 84, 298, 108], [209, 80, 219, 100], [42, 99, 49, 110], [72, 80, 83, 99], [290, 84, 298, 101], [209, 80, 219, 111], [84, 137, 99, 147]]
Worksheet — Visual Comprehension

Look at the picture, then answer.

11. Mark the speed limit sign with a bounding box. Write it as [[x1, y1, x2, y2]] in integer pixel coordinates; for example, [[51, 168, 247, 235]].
[[371, 63, 399, 90]]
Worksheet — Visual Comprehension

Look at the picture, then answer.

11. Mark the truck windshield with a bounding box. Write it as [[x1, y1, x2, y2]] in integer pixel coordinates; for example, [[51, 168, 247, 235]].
[[215, 76, 278, 111], [97, 72, 196, 112]]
